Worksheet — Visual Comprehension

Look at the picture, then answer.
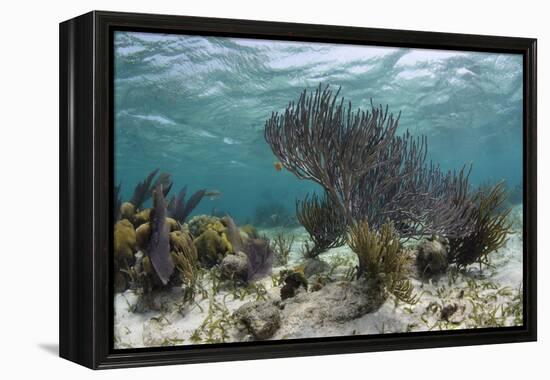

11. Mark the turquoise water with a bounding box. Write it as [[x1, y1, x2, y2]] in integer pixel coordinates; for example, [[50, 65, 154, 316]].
[[114, 31, 523, 223]]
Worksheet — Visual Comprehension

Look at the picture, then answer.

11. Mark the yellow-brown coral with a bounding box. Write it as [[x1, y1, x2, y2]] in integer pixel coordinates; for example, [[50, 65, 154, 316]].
[[114, 219, 136, 267], [135, 223, 151, 252], [135, 219, 181, 252], [142, 255, 153, 275], [166, 217, 180, 232], [193, 229, 233, 268], [206, 220, 226, 234], [120, 202, 136, 222], [134, 208, 151, 227], [188, 215, 220, 237]]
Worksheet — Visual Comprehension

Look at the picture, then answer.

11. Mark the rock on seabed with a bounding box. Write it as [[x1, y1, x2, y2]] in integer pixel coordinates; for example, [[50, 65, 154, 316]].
[[281, 278, 386, 324], [234, 300, 281, 340]]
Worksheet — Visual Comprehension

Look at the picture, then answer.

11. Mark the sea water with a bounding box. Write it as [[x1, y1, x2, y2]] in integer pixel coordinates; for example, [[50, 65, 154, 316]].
[[114, 32, 523, 222]]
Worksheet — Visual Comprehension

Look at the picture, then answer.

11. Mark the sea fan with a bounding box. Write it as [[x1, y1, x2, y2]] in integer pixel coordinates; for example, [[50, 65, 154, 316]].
[[146, 184, 174, 285], [245, 238, 274, 281]]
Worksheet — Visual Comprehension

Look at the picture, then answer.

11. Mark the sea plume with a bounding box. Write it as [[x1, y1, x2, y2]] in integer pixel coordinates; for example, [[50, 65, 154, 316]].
[[349, 220, 417, 304], [296, 191, 347, 257], [448, 182, 512, 269], [265, 84, 473, 239]]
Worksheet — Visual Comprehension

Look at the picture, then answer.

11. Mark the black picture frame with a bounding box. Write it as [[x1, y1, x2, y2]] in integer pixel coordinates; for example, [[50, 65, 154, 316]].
[[59, 10, 537, 369]]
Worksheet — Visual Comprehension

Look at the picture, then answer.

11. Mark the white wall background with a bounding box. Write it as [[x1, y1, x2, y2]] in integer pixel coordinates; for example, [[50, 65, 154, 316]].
[[0, 0, 546, 377]]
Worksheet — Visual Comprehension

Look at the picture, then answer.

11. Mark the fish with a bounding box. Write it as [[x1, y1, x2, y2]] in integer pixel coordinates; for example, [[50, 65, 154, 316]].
[[274, 161, 283, 171], [204, 190, 222, 200]]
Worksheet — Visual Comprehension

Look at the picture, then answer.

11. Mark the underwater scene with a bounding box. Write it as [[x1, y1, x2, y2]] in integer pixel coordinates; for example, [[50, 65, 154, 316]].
[[113, 31, 524, 348]]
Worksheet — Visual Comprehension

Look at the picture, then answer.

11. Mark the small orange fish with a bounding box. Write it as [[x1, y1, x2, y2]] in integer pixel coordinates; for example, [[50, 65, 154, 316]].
[[274, 161, 283, 172]]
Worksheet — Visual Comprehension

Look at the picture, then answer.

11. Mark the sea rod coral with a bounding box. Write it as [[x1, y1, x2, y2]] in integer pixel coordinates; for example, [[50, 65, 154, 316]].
[[296, 191, 347, 257], [449, 181, 513, 269], [264, 84, 473, 238]]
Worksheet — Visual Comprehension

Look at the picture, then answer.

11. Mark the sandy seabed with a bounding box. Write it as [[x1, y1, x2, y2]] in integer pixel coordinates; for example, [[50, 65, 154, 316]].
[[114, 205, 524, 349]]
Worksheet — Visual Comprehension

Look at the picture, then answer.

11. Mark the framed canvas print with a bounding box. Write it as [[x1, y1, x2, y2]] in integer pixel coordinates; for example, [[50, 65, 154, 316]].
[[59, 11, 537, 369]]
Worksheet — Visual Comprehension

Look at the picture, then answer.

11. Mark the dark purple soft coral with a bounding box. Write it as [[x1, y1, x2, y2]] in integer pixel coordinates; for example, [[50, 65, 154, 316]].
[[130, 169, 173, 210], [168, 186, 207, 223]]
